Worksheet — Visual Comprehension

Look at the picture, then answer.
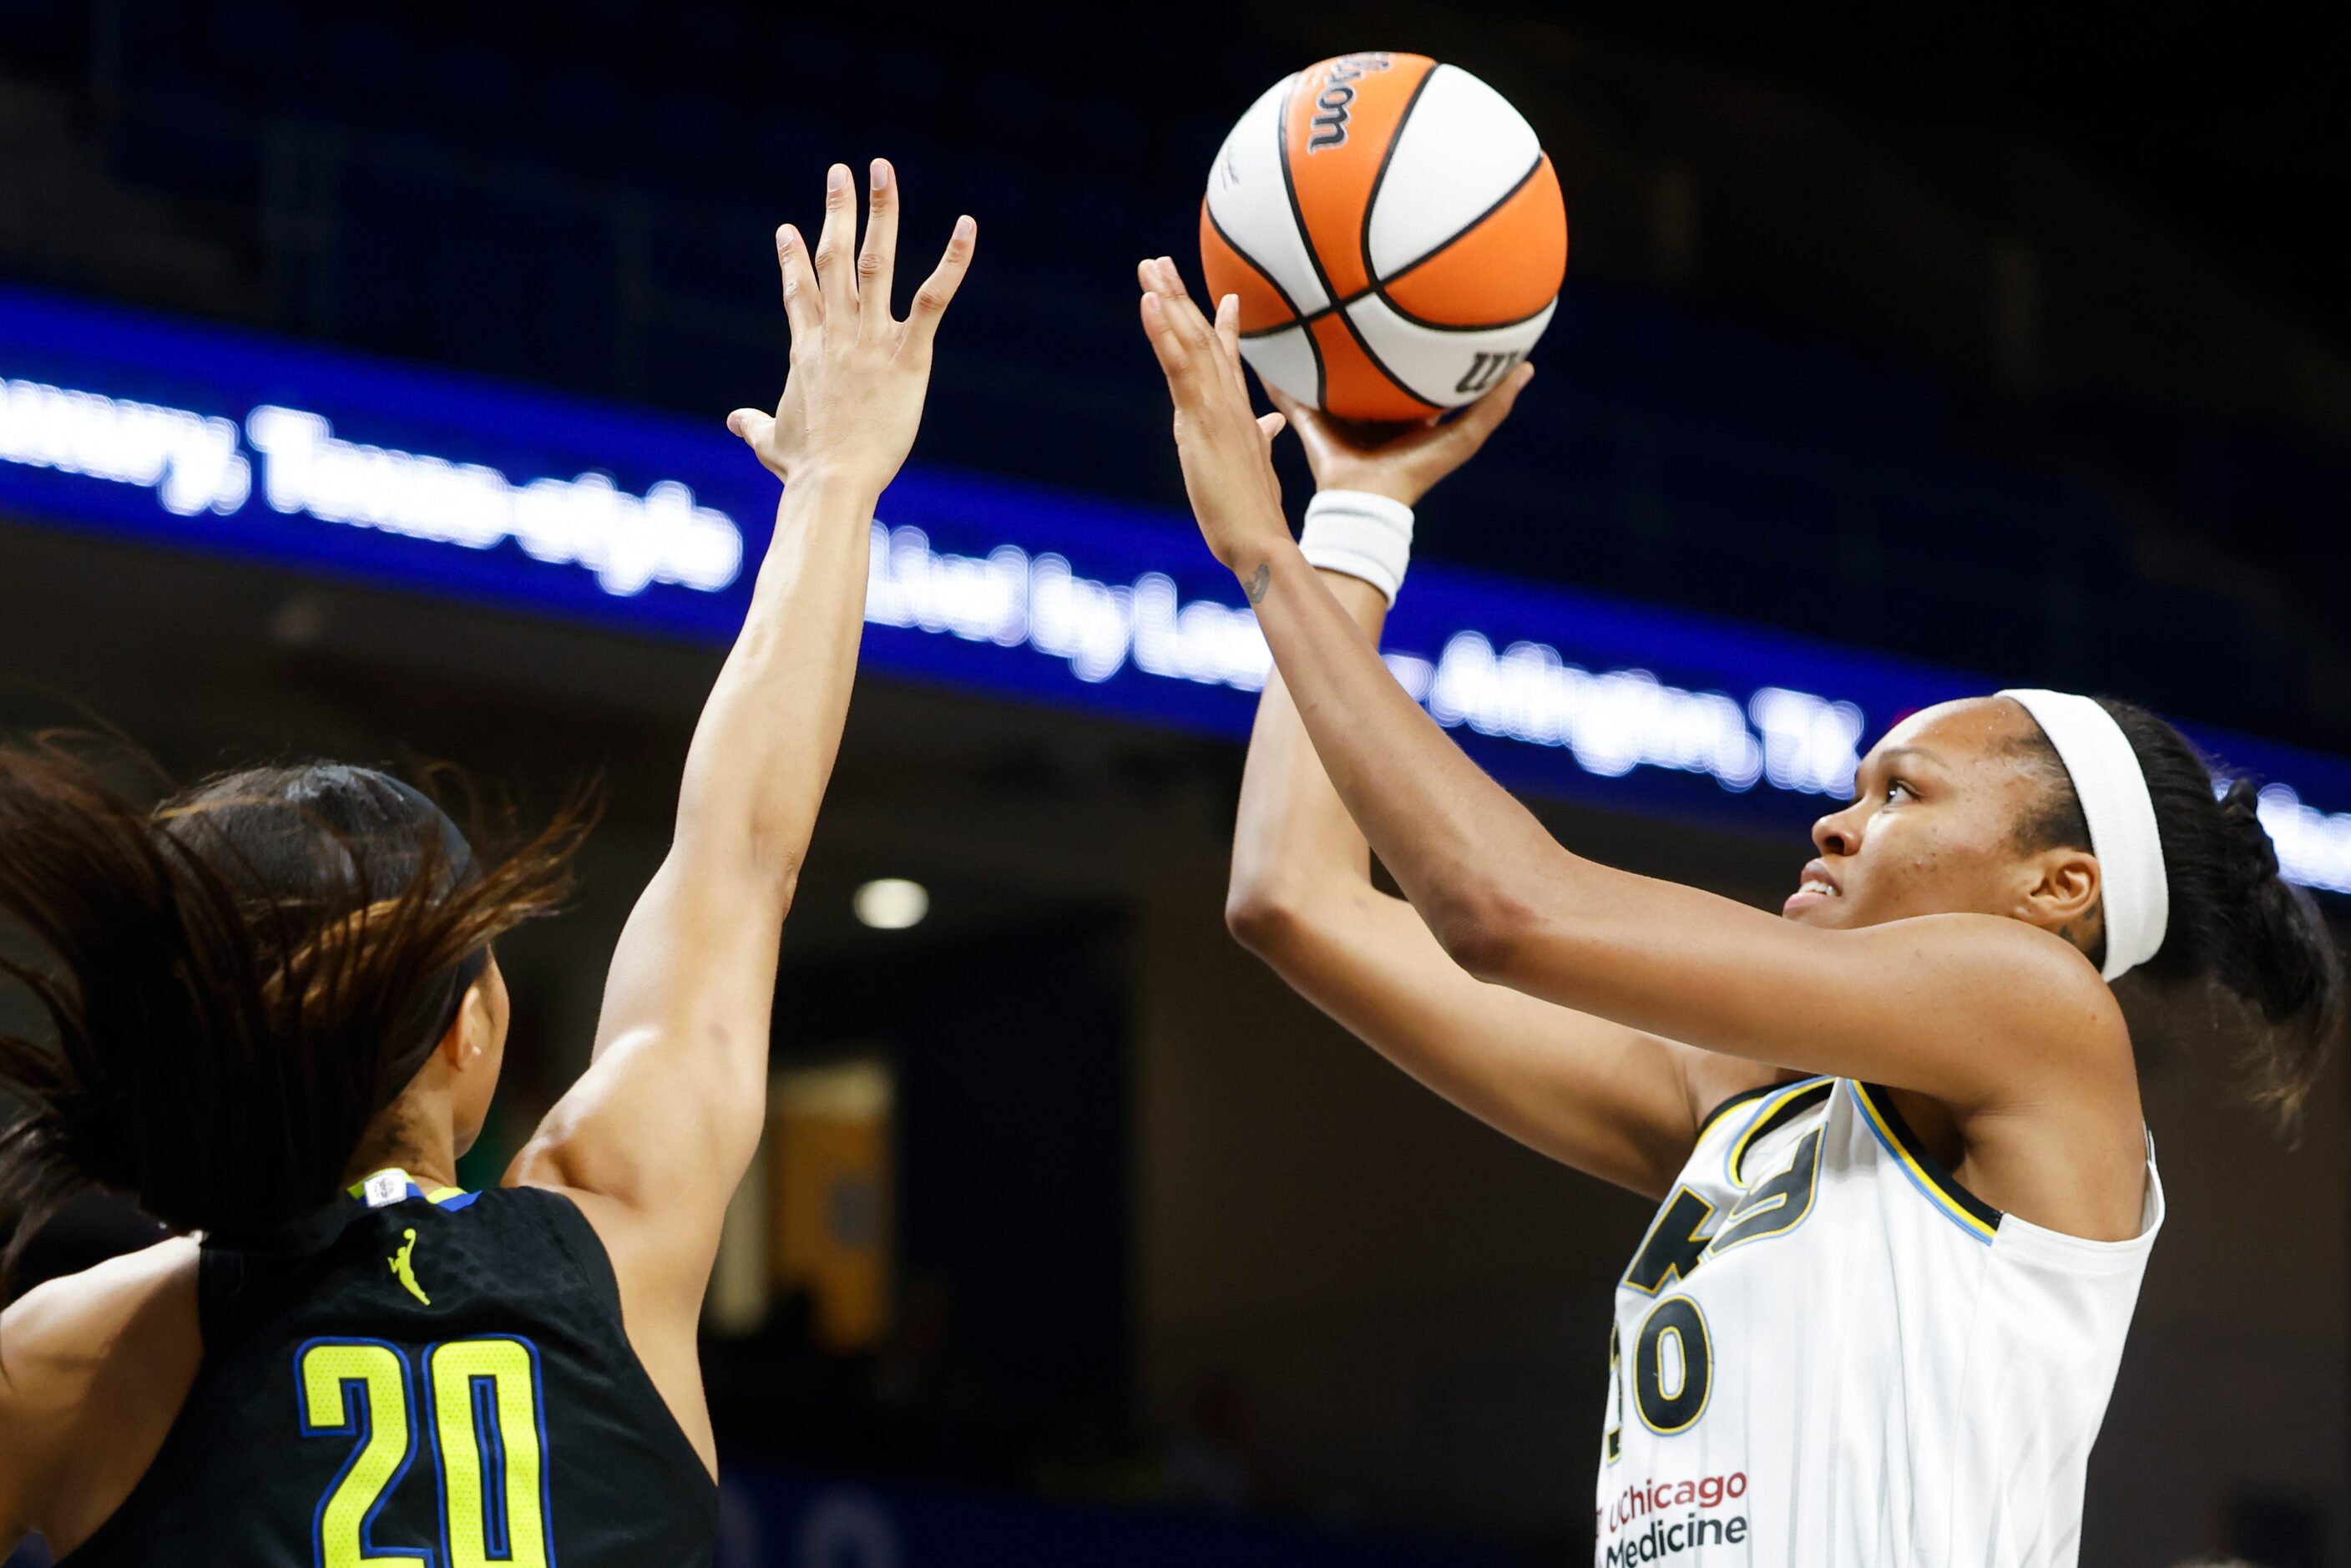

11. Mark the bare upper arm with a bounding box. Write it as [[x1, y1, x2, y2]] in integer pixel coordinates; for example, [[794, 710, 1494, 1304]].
[[493, 1172, 720, 1479], [501, 1039, 732, 1482], [1464, 876, 2150, 1232], [1236, 873, 1765, 1200], [1475, 865, 2134, 1116], [1, 1237, 200, 1555], [506, 847, 786, 1264], [499, 848, 789, 1480]]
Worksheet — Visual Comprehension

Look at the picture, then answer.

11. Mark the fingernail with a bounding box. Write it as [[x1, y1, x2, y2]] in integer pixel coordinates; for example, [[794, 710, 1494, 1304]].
[[955, 215, 976, 241], [828, 164, 850, 193], [870, 159, 890, 191]]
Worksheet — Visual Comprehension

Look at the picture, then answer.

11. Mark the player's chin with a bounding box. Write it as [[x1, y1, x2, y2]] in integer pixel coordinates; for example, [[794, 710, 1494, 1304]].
[[1779, 890, 1854, 927]]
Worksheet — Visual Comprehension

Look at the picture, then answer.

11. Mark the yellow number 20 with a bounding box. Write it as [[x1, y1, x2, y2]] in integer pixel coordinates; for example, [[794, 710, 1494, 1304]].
[[297, 1341, 432, 1568], [297, 1337, 550, 1568], [430, 1339, 551, 1568]]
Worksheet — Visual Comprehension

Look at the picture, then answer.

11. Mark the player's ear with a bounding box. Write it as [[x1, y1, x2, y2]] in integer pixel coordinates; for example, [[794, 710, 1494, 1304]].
[[438, 975, 498, 1070], [2016, 846, 2100, 942]]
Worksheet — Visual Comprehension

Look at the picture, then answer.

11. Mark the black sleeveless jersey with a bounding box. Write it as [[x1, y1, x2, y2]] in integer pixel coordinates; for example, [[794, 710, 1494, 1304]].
[[63, 1171, 718, 1566]]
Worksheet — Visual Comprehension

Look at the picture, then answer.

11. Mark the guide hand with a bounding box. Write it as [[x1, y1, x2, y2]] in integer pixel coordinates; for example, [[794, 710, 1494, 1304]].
[[1135, 256, 1294, 576]]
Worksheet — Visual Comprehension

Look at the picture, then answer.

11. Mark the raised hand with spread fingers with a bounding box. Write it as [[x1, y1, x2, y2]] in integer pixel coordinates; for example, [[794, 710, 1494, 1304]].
[[730, 159, 977, 493], [508, 160, 974, 1475]]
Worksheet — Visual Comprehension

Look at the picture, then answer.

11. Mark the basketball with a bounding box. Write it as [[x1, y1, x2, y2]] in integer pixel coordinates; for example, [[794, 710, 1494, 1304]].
[[1199, 53, 1568, 422]]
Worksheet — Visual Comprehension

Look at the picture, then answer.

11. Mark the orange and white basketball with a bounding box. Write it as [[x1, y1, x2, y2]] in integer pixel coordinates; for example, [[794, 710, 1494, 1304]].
[[1200, 53, 1567, 422]]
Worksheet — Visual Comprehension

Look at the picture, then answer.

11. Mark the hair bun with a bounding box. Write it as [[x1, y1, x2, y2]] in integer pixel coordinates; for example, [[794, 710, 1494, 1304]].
[[2217, 776, 2283, 886]]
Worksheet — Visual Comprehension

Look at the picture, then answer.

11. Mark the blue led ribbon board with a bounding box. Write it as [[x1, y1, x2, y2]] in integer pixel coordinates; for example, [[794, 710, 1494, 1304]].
[[4, 282, 2348, 890]]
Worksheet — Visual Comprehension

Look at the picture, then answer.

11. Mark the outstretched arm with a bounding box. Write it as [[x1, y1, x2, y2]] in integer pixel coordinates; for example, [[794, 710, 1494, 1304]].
[[1140, 259, 2119, 1115], [508, 163, 973, 1466], [1226, 389, 1753, 1199]]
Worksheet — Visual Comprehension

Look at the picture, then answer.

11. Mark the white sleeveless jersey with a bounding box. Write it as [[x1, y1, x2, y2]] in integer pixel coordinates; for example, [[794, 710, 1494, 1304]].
[[1595, 1077, 2162, 1568]]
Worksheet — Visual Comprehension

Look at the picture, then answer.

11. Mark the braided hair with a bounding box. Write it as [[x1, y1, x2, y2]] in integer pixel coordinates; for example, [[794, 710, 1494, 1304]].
[[2011, 699, 2343, 1130]]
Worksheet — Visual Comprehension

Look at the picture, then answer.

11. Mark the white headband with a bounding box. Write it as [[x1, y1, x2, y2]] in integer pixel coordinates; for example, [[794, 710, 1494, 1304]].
[[1998, 690, 2169, 981]]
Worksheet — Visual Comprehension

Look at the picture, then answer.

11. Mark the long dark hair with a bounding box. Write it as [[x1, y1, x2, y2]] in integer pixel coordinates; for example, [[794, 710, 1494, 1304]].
[[0, 736, 589, 1292], [2014, 698, 2343, 1130]]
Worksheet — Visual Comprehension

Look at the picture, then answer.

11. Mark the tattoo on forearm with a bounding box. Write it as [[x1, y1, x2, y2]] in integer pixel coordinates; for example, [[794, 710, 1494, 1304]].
[[1244, 562, 1270, 604]]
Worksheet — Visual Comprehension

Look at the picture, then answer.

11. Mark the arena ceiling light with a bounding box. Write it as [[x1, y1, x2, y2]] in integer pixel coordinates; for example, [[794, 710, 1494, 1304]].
[[853, 878, 929, 931]]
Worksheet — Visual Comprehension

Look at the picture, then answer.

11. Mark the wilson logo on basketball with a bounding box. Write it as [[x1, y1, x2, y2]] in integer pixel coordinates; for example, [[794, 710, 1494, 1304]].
[[1305, 54, 1394, 151], [1456, 350, 1523, 397]]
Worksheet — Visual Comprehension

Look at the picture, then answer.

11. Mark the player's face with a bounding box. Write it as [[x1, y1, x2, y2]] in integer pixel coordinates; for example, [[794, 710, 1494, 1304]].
[[1784, 697, 2054, 930]]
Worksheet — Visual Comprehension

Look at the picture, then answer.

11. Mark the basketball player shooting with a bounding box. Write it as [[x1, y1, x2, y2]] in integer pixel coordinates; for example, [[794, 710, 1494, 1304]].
[[0, 162, 971, 1565], [1136, 256, 2340, 1565]]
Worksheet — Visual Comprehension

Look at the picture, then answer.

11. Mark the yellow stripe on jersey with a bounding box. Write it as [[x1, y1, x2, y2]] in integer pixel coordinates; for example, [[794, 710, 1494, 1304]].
[[1723, 1076, 1831, 1188], [1850, 1081, 2000, 1243], [346, 1167, 473, 1209]]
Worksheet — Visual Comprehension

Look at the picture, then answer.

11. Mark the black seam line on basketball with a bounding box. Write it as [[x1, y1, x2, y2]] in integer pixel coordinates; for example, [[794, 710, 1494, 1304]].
[[1275, 74, 1343, 330], [1327, 300, 1443, 413], [1272, 73, 1424, 409], [1203, 200, 1307, 326], [1379, 296, 1558, 336], [1369, 169, 1555, 334], [1273, 76, 1332, 407], [1356, 58, 1440, 324], [1254, 151, 1555, 341], [1307, 315, 1327, 407], [1250, 292, 1449, 410], [1246, 287, 1554, 339], [1206, 198, 1324, 395], [1381, 150, 1549, 286]]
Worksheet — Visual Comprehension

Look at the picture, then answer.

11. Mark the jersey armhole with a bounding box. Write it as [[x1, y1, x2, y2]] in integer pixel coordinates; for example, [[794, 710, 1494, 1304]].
[[191, 1244, 244, 1357], [43, 1244, 210, 1565], [515, 1187, 628, 1315], [1851, 1080, 2005, 1242], [516, 1188, 721, 1494], [1696, 1078, 1789, 1140]]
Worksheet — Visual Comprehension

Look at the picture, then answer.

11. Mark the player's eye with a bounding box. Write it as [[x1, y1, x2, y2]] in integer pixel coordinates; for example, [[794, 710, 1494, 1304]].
[[1884, 777, 1917, 803]]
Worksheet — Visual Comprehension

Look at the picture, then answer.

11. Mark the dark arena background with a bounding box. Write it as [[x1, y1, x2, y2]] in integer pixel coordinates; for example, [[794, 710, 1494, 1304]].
[[5, 3, 2350, 1565]]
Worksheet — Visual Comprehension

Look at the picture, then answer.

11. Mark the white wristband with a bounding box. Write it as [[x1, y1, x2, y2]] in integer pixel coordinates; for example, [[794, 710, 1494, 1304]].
[[1298, 489, 1415, 604]]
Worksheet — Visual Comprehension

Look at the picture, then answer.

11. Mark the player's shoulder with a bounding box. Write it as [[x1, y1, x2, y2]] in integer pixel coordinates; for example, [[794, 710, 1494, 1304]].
[[1898, 908, 2120, 991], [1, 1238, 200, 1532], [1873, 913, 2132, 1062], [3, 1237, 200, 1383]]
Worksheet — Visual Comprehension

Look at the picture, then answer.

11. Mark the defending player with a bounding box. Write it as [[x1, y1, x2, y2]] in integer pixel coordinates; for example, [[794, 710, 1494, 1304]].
[[1135, 258, 2341, 1565], [0, 161, 972, 1565]]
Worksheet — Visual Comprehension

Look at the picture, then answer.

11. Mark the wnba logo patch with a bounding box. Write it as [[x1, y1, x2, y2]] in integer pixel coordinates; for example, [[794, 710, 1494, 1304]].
[[389, 1228, 431, 1306]]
